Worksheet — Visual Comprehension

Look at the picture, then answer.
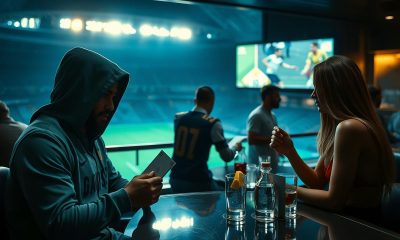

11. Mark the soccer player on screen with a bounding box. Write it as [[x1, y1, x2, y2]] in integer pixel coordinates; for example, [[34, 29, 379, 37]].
[[301, 42, 328, 87], [262, 48, 298, 87]]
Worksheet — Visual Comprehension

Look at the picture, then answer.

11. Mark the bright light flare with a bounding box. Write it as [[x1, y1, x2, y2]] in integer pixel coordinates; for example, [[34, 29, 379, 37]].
[[139, 24, 153, 36], [60, 18, 71, 29], [71, 18, 83, 32]]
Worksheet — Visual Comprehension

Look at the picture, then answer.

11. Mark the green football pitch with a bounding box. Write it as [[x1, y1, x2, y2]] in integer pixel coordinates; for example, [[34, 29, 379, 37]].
[[102, 122, 239, 180], [103, 122, 318, 181]]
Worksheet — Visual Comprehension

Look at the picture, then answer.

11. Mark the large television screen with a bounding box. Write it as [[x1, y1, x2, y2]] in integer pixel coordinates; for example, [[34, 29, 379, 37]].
[[236, 38, 334, 89]]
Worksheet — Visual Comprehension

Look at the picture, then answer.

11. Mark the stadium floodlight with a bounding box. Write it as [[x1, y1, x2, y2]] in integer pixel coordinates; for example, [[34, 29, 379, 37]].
[[71, 18, 83, 32], [21, 18, 28, 28], [13, 21, 20, 28], [139, 24, 153, 37], [170, 27, 192, 40], [153, 27, 169, 37], [60, 18, 71, 29], [86, 20, 103, 32], [28, 18, 37, 28], [121, 24, 136, 35], [206, 33, 212, 39], [104, 21, 123, 35]]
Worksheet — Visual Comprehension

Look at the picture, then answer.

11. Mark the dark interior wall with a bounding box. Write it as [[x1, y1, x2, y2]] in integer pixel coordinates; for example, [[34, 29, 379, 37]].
[[369, 22, 400, 51]]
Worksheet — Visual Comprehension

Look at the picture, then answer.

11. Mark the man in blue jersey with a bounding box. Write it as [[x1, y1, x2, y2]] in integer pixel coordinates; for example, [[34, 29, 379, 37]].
[[170, 86, 242, 193]]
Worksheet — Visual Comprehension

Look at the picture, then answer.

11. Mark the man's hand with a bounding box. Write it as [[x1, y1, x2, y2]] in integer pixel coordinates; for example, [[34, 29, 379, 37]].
[[124, 172, 163, 209]]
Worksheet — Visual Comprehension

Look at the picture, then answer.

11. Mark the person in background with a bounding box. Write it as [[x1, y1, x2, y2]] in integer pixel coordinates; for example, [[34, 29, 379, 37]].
[[388, 112, 400, 145], [367, 84, 398, 144], [271, 55, 395, 223], [247, 85, 281, 172], [0, 100, 27, 167], [170, 86, 242, 193], [6, 47, 162, 240], [301, 42, 328, 87]]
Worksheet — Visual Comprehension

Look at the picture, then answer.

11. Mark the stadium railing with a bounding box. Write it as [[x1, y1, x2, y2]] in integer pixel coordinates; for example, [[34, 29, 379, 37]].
[[105, 132, 319, 166]]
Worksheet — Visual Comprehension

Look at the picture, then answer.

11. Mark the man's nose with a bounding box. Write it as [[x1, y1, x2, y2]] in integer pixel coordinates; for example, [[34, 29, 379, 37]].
[[105, 98, 114, 112]]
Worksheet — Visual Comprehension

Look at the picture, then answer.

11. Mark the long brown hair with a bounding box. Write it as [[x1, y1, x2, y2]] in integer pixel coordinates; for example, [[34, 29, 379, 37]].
[[313, 55, 395, 193]]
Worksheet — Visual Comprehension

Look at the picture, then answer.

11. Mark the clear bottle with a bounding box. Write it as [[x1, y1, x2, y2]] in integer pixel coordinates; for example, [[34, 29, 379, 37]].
[[254, 162, 275, 222]]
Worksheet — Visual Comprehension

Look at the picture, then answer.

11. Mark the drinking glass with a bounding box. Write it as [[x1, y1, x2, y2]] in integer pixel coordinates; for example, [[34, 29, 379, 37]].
[[283, 175, 297, 218], [246, 163, 258, 189], [225, 173, 246, 223], [258, 155, 271, 173]]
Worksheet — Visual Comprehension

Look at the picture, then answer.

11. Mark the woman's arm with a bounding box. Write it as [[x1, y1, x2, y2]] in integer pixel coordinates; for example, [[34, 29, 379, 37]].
[[270, 126, 325, 188]]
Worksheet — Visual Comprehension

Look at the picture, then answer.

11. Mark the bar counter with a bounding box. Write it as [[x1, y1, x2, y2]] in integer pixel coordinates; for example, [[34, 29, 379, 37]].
[[123, 191, 400, 239]]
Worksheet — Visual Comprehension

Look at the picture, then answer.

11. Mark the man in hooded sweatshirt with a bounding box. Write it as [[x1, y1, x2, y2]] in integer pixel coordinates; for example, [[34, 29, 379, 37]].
[[5, 47, 162, 240]]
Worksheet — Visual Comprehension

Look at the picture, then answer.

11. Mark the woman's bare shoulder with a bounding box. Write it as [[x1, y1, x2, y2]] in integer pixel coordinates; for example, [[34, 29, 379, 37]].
[[335, 119, 370, 142], [337, 119, 369, 133]]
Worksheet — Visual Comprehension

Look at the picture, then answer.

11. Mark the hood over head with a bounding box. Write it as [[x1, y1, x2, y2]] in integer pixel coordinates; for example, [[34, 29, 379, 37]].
[[31, 47, 129, 139]]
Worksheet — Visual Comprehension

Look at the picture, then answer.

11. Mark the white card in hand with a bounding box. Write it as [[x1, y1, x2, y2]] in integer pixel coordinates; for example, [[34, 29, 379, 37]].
[[228, 136, 247, 149], [142, 150, 176, 178]]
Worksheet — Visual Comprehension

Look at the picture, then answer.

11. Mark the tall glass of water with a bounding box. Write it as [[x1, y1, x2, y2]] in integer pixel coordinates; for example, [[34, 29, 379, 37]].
[[225, 173, 246, 223]]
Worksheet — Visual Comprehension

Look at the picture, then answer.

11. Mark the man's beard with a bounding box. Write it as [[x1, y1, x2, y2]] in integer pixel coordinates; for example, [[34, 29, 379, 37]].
[[85, 112, 108, 140]]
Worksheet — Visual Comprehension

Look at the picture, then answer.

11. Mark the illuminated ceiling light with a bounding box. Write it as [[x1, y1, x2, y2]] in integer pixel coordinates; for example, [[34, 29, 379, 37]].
[[103, 21, 122, 35], [121, 24, 136, 35], [28, 18, 36, 28], [86, 20, 103, 32], [170, 27, 192, 40], [178, 27, 192, 40], [7, 20, 12, 26], [206, 33, 212, 39], [71, 18, 83, 32], [21, 18, 28, 28], [60, 18, 71, 29], [13, 21, 20, 28], [385, 15, 394, 20], [154, 27, 169, 37], [139, 24, 153, 36]]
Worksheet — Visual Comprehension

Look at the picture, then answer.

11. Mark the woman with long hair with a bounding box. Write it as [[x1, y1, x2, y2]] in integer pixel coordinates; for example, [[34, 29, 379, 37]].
[[270, 55, 395, 217]]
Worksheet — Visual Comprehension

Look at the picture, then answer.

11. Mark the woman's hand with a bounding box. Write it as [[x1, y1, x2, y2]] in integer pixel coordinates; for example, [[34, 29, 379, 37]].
[[270, 126, 295, 156]]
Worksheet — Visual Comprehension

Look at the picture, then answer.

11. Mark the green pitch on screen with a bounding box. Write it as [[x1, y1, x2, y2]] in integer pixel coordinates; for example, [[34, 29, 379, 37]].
[[236, 44, 256, 87]]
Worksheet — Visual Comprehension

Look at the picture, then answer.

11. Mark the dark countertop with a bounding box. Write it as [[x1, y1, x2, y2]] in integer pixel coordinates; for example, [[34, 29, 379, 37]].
[[124, 191, 400, 240]]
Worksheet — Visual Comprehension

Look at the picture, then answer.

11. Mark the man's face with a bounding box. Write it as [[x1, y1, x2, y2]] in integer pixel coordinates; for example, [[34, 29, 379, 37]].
[[311, 44, 318, 53], [89, 83, 118, 131], [271, 90, 281, 109], [275, 49, 283, 57]]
